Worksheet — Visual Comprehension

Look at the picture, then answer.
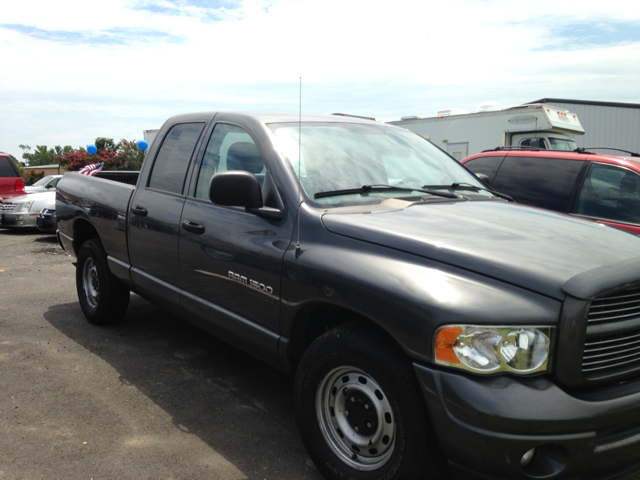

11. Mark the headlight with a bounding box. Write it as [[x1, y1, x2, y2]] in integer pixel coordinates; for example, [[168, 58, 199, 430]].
[[434, 325, 553, 375], [19, 200, 34, 212]]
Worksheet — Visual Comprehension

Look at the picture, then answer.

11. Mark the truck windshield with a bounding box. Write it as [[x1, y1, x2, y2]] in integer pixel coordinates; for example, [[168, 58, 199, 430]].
[[549, 137, 577, 151], [269, 122, 491, 206]]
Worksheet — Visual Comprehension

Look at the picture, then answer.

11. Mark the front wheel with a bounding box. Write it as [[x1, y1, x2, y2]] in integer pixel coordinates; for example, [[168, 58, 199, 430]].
[[76, 239, 130, 325], [294, 325, 446, 480]]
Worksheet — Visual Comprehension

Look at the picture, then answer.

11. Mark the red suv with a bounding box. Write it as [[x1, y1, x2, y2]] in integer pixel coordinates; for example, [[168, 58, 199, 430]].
[[461, 148, 640, 235], [0, 152, 26, 201]]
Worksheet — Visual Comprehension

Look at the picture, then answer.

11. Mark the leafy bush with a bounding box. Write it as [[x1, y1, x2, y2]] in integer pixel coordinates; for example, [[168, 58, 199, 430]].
[[54, 139, 146, 172], [55, 148, 120, 171], [117, 139, 145, 171], [23, 170, 45, 186]]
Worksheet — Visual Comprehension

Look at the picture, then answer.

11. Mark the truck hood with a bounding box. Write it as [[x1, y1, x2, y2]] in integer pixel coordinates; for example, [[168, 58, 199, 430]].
[[321, 200, 640, 300]]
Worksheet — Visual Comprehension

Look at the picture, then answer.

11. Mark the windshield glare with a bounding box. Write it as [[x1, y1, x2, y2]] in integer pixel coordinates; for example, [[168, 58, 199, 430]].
[[31, 176, 51, 187], [269, 122, 489, 206], [549, 137, 577, 151]]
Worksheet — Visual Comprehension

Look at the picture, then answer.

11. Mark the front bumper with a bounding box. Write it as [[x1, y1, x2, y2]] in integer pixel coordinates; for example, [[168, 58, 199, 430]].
[[36, 208, 56, 233], [414, 363, 640, 479], [1, 212, 39, 228]]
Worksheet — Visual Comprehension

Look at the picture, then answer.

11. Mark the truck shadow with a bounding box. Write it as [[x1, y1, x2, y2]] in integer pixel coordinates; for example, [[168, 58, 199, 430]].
[[43, 294, 322, 480]]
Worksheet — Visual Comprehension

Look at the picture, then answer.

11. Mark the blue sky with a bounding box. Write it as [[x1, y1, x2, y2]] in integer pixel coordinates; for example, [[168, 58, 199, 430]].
[[1, 0, 640, 162]]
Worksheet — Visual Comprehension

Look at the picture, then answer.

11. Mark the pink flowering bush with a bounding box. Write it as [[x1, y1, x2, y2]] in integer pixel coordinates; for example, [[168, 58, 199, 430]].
[[55, 139, 144, 171], [23, 170, 45, 186]]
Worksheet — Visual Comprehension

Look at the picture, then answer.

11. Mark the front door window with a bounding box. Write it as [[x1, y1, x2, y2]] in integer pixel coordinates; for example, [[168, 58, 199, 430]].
[[576, 163, 640, 225]]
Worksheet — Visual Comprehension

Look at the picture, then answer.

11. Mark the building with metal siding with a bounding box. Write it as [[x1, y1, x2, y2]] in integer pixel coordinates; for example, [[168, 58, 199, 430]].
[[528, 98, 640, 155]]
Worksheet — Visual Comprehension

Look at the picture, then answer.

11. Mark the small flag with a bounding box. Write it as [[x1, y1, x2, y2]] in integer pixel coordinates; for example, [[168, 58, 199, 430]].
[[79, 162, 104, 176]]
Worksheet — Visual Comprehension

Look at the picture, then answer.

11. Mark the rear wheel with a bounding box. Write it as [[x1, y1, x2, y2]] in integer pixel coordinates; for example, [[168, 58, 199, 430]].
[[294, 325, 446, 480], [76, 239, 130, 325]]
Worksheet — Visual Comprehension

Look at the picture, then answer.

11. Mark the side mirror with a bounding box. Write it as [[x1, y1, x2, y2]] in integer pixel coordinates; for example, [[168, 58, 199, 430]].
[[209, 171, 285, 220], [209, 171, 263, 208], [476, 173, 491, 187]]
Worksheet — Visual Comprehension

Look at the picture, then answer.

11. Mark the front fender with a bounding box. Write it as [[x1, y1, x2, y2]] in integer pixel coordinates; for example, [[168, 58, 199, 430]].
[[280, 225, 561, 365]]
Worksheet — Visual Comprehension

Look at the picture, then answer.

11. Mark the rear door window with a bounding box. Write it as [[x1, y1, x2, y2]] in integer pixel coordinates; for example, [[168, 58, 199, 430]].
[[148, 123, 205, 194], [576, 163, 640, 225], [492, 156, 585, 213]]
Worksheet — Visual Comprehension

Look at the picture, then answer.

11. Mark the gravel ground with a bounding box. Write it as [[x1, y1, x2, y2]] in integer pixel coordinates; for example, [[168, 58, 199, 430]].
[[0, 228, 323, 480]]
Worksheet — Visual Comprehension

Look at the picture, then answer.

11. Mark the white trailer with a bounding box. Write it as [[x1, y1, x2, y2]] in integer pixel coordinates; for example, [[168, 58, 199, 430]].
[[528, 98, 640, 155], [388, 103, 585, 160], [143, 129, 160, 147]]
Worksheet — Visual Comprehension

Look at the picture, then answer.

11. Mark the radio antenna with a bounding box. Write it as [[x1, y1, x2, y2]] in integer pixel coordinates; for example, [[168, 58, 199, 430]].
[[296, 77, 302, 253]]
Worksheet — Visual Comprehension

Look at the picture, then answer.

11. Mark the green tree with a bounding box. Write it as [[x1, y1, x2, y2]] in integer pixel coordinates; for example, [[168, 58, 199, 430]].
[[19, 144, 72, 166], [117, 139, 145, 170], [19, 144, 32, 164], [53, 145, 73, 157], [94, 137, 117, 152]]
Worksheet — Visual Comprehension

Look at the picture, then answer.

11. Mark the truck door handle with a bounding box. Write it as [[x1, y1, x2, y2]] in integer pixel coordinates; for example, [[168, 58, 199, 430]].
[[182, 220, 205, 234], [131, 205, 148, 217]]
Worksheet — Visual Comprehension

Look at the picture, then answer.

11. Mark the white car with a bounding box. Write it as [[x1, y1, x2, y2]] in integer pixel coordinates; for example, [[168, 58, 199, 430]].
[[24, 175, 62, 193], [0, 191, 56, 229]]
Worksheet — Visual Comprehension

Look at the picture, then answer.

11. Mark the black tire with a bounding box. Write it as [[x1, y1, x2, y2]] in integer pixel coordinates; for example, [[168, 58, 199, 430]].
[[294, 325, 447, 480], [76, 239, 130, 325]]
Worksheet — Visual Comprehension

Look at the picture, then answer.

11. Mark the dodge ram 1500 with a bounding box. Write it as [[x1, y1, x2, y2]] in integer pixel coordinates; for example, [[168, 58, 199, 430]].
[[57, 112, 640, 480]]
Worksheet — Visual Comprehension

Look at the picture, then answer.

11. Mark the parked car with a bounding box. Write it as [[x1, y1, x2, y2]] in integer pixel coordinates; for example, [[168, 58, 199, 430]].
[[461, 147, 640, 234], [25, 174, 62, 193], [36, 207, 57, 233], [0, 152, 26, 200], [1, 191, 55, 229]]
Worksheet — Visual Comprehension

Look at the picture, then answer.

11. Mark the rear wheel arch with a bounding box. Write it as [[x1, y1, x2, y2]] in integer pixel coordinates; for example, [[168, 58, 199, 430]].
[[72, 218, 100, 257], [76, 238, 130, 325]]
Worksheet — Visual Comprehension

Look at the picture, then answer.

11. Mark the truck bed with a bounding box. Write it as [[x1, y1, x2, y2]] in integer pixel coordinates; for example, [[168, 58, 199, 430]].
[[57, 171, 138, 276]]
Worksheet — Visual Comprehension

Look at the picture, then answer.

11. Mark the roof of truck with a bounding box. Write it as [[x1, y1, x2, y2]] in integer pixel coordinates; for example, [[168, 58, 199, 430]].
[[165, 111, 382, 125]]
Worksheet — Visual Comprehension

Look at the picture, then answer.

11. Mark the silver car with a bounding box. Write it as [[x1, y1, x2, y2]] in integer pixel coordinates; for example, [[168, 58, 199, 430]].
[[24, 175, 62, 193], [1, 191, 56, 229]]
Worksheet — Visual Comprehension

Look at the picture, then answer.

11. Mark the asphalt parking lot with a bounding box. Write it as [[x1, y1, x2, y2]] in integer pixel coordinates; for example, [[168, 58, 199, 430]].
[[0, 228, 323, 480]]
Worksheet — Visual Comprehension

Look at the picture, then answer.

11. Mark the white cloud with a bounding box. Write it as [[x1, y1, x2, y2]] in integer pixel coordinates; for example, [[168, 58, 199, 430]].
[[1, 0, 640, 159]]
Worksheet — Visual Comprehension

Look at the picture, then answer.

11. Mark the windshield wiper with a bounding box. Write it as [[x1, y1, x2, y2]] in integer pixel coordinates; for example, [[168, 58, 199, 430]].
[[314, 184, 460, 200], [422, 183, 514, 202]]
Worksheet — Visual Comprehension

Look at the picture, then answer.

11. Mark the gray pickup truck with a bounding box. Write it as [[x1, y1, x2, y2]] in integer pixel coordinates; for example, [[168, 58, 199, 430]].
[[56, 112, 640, 480]]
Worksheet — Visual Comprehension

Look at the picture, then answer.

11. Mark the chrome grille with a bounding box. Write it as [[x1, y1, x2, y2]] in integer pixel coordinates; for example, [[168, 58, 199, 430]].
[[583, 330, 640, 373], [588, 287, 640, 324], [583, 287, 640, 375], [1, 203, 17, 212]]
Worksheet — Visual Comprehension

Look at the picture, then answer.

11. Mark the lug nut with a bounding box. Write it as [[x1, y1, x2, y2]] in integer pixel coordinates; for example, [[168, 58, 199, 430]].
[[345, 410, 349, 417], [364, 404, 370, 410], [350, 397, 355, 403], [354, 426, 359, 432], [366, 422, 372, 428]]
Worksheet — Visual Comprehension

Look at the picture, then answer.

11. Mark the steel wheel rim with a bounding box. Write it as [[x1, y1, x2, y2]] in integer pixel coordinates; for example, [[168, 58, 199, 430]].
[[316, 366, 396, 471], [82, 258, 99, 309]]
